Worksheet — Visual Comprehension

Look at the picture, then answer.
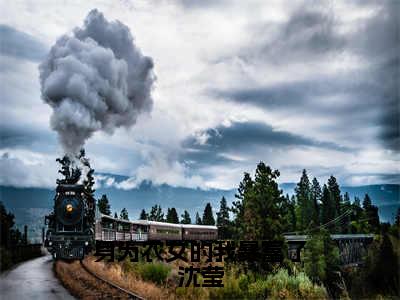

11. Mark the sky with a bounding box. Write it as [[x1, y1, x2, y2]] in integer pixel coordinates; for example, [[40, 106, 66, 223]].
[[0, 0, 399, 190]]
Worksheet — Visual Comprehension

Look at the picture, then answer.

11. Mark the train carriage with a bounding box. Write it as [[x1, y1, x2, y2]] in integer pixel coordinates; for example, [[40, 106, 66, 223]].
[[147, 221, 182, 240], [95, 214, 217, 242], [182, 224, 218, 240]]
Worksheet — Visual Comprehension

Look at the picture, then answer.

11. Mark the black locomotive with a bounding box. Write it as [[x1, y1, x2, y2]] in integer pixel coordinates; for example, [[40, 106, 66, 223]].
[[44, 151, 218, 260], [44, 153, 96, 259]]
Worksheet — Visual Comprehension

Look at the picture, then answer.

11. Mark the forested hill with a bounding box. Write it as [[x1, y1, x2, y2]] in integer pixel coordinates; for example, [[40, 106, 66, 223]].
[[280, 183, 399, 223], [1, 182, 398, 226]]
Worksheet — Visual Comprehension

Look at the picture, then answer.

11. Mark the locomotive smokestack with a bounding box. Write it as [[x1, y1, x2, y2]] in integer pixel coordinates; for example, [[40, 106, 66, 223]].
[[39, 9, 155, 155]]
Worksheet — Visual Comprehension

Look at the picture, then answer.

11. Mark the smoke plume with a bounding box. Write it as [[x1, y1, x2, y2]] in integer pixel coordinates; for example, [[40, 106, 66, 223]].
[[39, 9, 155, 154]]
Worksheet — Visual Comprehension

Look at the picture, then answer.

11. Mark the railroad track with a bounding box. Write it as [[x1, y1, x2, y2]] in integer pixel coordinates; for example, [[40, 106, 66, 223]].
[[79, 260, 145, 300]]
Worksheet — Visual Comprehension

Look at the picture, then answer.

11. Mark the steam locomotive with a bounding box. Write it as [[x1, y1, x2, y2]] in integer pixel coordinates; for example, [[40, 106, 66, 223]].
[[44, 183, 95, 259], [44, 154, 217, 260], [44, 181, 218, 260]]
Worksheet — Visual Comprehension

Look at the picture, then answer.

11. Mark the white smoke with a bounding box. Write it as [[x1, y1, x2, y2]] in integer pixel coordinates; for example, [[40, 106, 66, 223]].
[[39, 9, 155, 155]]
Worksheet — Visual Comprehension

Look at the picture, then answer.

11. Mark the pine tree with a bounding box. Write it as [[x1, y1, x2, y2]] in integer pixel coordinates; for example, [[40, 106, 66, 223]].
[[97, 194, 111, 216], [0, 201, 15, 247], [202, 203, 215, 225], [149, 205, 164, 222], [304, 229, 340, 290], [350, 197, 368, 233], [364, 233, 399, 295], [242, 162, 287, 240], [321, 184, 335, 228], [363, 194, 380, 233], [289, 195, 297, 232], [327, 176, 342, 232], [231, 172, 253, 239], [120, 208, 129, 220], [311, 177, 321, 226], [195, 212, 202, 225], [83, 167, 95, 196], [216, 196, 231, 239], [295, 170, 313, 230], [181, 210, 191, 224], [166, 207, 179, 224], [341, 192, 351, 233], [139, 209, 148, 220]]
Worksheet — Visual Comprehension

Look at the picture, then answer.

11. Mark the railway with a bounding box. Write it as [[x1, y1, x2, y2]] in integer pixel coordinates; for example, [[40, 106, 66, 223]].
[[79, 259, 144, 299]]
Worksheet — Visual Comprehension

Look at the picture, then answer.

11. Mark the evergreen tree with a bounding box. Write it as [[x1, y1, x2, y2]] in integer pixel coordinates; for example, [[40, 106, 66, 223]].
[[0, 201, 15, 247], [363, 194, 380, 233], [166, 207, 179, 224], [120, 208, 129, 220], [288, 195, 297, 232], [149, 205, 164, 222], [242, 162, 287, 240], [114, 212, 118, 219], [311, 177, 321, 226], [327, 176, 342, 232], [181, 210, 191, 224], [304, 229, 340, 294], [139, 209, 148, 220], [202, 203, 215, 225], [295, 170, 313, 230], [341, 192, 352, 233], [303, 231, 326, 283], [350, 197, 368, 233], [216, 196, 231, 239], [83, 167, 95, 196], [321, 184, 335, 228], [364, 234, 399, 295], [231, 172, 253, 239], [195, 212, 202, 225], [97, 194, 111, 216]]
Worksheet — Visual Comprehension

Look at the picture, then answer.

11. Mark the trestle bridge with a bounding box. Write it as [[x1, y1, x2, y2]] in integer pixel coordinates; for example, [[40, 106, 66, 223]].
[[284, 234, 374, 266]]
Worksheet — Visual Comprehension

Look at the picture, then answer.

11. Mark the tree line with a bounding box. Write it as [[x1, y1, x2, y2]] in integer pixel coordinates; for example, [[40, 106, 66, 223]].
[[97, 162, 393, 239], [97, 195, 217, 226], [216, 165, 383, 240]]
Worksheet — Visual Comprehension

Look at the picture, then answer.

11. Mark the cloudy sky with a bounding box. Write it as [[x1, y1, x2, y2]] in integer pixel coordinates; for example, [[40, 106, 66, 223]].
[[0, 0, 399, 190]]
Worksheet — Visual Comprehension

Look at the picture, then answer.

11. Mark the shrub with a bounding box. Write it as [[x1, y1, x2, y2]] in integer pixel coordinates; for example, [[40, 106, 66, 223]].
[[247, 269, 328, 299], [209, 271, 247, 300], [266, 269, 328, 299], [136, 262, 171, 285], [238, 273, 250, 291], [248, 278, 269, 299]]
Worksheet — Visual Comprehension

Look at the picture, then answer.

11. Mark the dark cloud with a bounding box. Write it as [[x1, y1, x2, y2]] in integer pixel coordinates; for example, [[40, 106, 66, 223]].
[[0, 25, 47, 61], [181, 148, 237, 169], [212, 1, 399, 151], [248, 3, 345, 64], [211, 74, 379, 113], [353, 2, 399, 151], [0, 123, 56, 151], [183, 121, 350, 163]]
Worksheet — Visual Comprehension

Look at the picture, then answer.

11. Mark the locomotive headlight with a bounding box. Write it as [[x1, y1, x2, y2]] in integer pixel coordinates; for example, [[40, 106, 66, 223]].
[[66, 203, 73, 213]]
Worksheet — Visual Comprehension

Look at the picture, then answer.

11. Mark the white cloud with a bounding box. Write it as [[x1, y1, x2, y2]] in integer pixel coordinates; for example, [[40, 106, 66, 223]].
[[0, 150, 57, 188]]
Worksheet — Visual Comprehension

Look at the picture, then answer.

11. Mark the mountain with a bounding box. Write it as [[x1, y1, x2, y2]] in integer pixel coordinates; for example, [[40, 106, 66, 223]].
[[1, 179, 398, 242]]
